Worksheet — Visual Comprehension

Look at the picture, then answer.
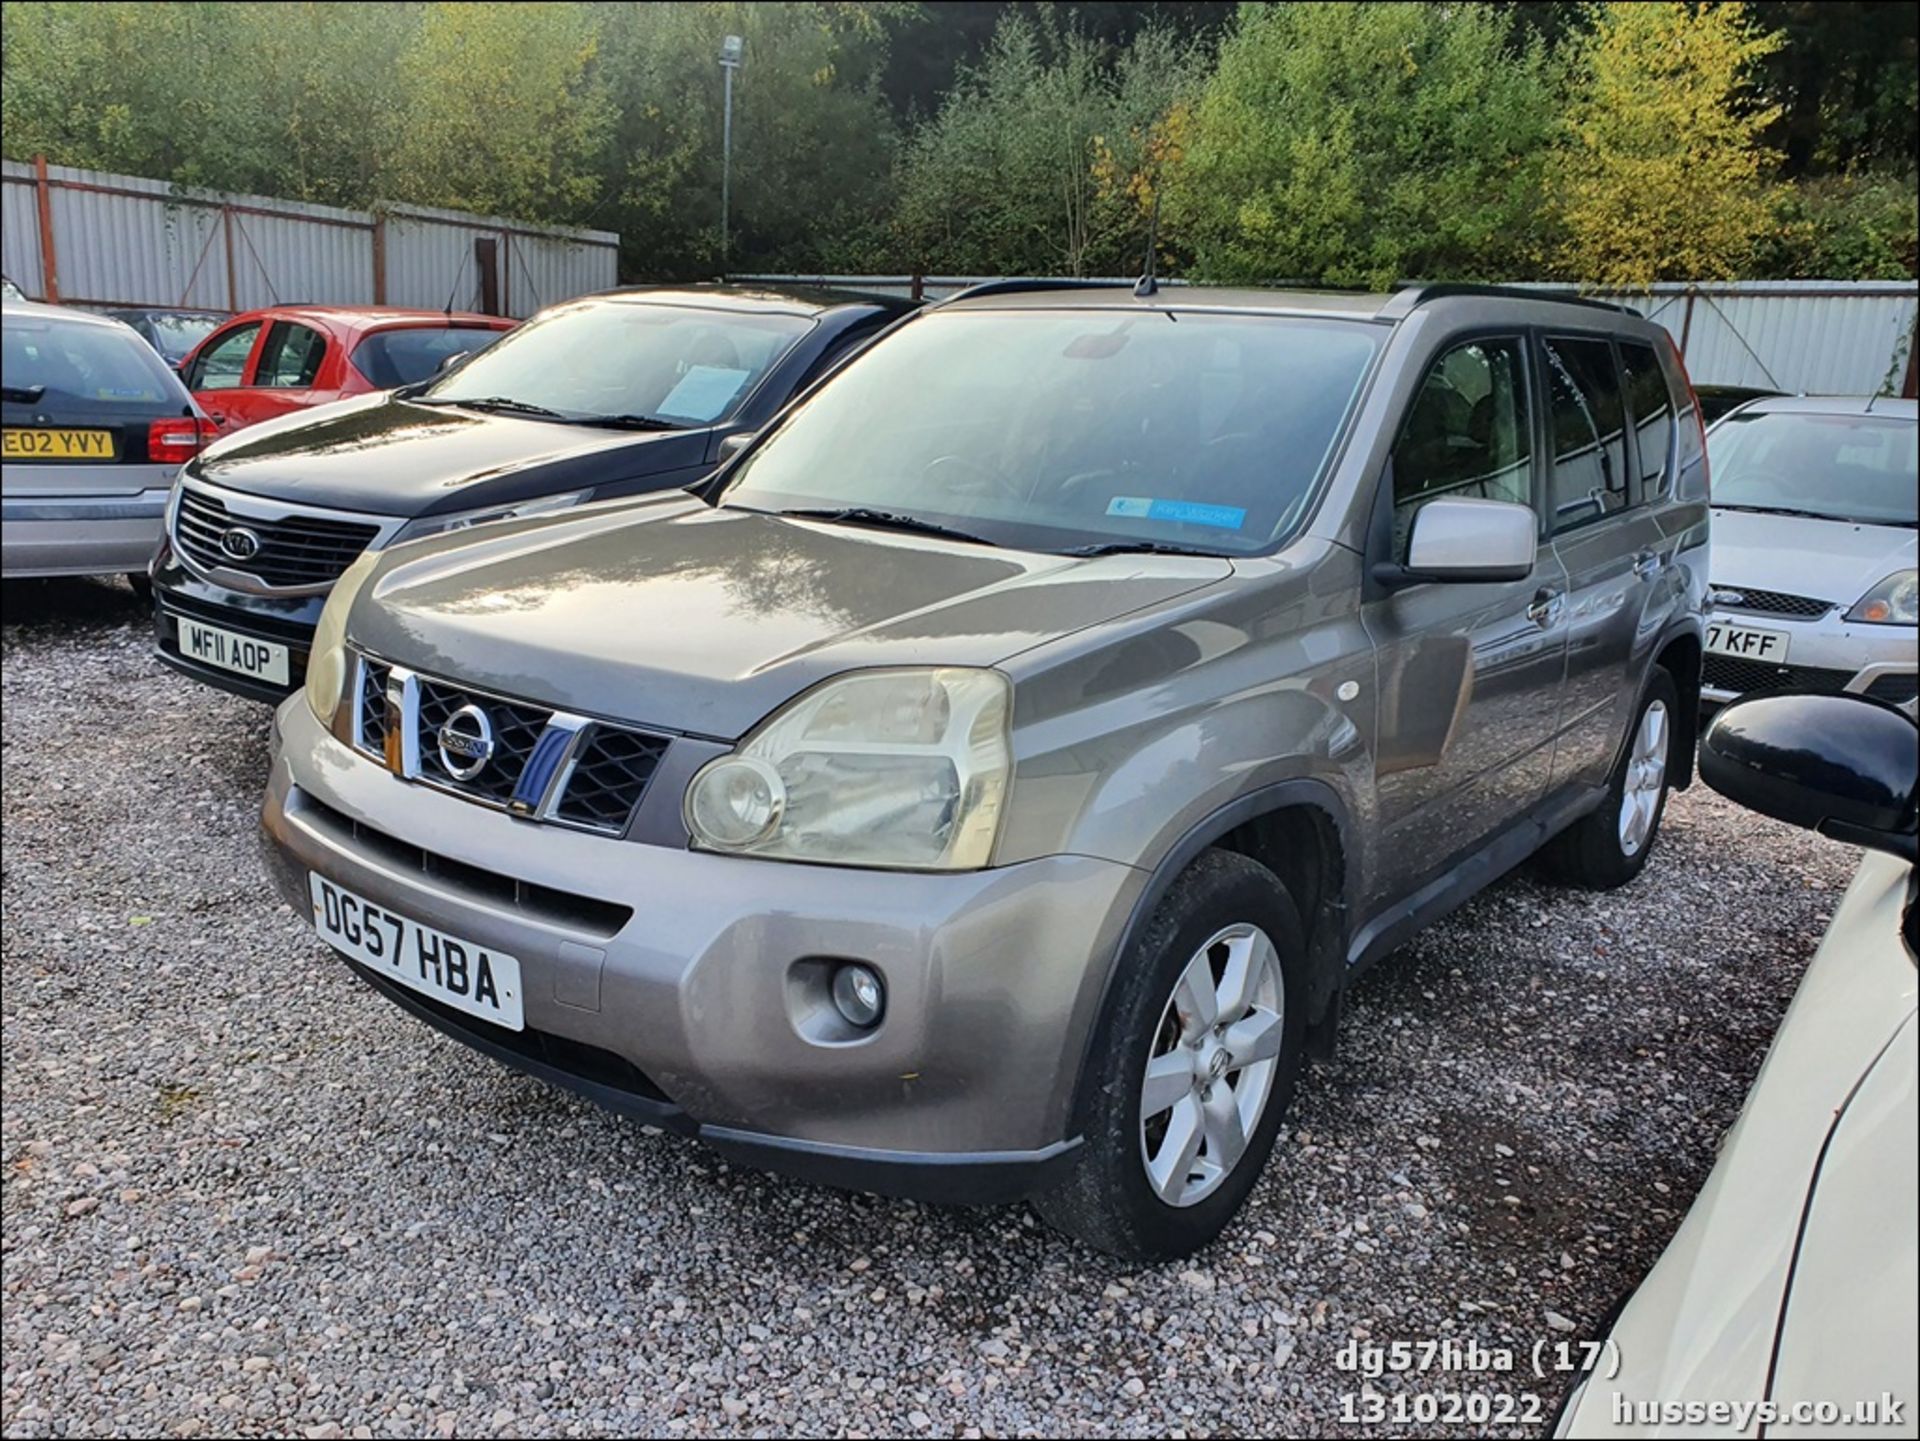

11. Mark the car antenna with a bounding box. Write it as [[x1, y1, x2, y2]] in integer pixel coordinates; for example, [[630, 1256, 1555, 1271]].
[[1134, 189, 1161, 299]]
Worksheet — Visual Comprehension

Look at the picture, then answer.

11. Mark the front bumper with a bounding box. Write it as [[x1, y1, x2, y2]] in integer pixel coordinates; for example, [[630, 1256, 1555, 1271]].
[[0, 488, 170, 578], [150, 538, 326, 703], [1703, 607, 1917, 706], [261, 699, 1146, 1204]]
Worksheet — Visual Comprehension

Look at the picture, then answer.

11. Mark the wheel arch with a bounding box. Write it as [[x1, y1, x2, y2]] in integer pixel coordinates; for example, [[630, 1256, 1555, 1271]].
[[1064, 779, 1354, 1128], [1653, 627, 1703, 790]]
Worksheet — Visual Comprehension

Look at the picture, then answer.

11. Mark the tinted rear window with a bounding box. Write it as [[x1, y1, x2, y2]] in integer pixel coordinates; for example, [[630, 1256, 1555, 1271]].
[[134, 312, 221, 363], [2, 315, 187, 415], [353, 326, 506, 388]]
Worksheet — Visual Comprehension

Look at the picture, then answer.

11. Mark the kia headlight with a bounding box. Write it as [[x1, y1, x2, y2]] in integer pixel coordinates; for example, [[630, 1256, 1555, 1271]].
[[1846, 570, 1918, 625], [390, 489, 591, 545], [306, 550, 381, 726], [684, 668, 1013, 870]]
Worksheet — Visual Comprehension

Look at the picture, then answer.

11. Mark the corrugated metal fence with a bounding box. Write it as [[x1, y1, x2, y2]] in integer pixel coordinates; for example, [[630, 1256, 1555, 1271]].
[[3, 157, 619, 319], [732, 273, 1919, 397]]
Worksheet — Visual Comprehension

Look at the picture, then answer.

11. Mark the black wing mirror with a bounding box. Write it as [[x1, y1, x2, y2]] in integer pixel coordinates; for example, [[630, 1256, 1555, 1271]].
[[1700, 692, 1918, 862]]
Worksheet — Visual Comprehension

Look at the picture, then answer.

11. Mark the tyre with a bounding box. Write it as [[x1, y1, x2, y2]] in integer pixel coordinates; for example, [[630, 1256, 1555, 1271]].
[[1035, 849, 1306, 1260], [1537, 668, 1678, 890]]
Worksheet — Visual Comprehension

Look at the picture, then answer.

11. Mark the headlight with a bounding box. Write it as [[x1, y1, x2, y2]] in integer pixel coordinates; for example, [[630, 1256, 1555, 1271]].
[[390, 489, 591, 545], [306, 550, 381, 726], [1846, 570, 1918, 625], [684, 668, 1013, 870]]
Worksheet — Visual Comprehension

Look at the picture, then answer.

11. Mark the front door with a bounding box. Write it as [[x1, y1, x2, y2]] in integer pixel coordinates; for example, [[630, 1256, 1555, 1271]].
[[1363, 335, 1569, 908]]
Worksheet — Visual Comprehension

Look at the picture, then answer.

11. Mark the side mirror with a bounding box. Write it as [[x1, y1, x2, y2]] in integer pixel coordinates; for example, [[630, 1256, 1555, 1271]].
[[1700, 692, 1918, 862], [436, 350, 470, 374], [717, 430, 755, 463], [1375, 497, 1538, 587]]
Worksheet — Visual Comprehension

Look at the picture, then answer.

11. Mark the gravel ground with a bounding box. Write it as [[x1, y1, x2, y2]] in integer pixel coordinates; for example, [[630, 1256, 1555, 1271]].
[[2, 576, 1861, 1440]]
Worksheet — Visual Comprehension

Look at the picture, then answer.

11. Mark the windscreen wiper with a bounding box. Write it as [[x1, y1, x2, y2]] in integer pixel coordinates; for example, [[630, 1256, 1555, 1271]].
[[415, 395, 569, 420], [777, 507, 995, 546], [1713, 503, 1852, 522], [1060, 540, 1223, 557], [570, 413, 683, 431], [2, 384, 47, 404]]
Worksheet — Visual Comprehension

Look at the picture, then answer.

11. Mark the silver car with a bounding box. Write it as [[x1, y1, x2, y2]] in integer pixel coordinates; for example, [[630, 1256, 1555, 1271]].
[[262, 282, 1709, 1258], [2, 299, 209, 586], [1702, 395, 1917, 708]]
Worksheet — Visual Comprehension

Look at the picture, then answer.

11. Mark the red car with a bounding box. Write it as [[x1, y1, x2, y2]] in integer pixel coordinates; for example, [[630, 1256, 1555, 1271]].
[[179, 306, 516, 435]]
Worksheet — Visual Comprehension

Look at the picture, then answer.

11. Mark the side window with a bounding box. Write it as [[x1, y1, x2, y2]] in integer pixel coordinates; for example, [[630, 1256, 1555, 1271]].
[[255, 322, 327, 389], [1390, 337, 1533, 560], [1543, 335, 1630, 531], [1618, 340, 1674, 500], [185, 321, 261, 391]]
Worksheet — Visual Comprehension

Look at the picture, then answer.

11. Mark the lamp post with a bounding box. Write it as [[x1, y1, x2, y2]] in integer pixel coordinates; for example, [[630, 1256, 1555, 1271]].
[[719, 33, 743, 271]]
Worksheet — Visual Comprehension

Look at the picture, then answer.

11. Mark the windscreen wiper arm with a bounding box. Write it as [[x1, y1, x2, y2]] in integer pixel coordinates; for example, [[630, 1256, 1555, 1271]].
[[1060, 540, 1223, 557], [776, 507, 996, 546], [415, 395, 569, 420], [570, 413, 683, 431], [1713, 503, 1851, 522]]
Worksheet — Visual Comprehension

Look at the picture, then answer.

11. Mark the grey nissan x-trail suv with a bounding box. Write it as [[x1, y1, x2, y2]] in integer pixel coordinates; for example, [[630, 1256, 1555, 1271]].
[[261, 282, 1708, 1259]]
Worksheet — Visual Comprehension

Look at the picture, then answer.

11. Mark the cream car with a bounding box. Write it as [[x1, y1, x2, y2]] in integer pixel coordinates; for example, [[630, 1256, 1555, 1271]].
[[1556, 691, 1917, 1438]]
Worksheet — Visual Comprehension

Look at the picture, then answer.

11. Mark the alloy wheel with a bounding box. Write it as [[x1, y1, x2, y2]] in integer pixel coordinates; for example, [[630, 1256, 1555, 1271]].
[[1618, 698, 1670, 857], [1138, 922, 1286, 1208]]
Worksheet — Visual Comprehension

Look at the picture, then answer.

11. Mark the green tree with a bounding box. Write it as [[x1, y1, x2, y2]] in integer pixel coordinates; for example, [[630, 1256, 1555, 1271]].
[[1162, 2, 1561, 288], [1555, 2, 1784, 286], [590, 2, 903, 278], [894, 12, 1201, 276], [386, 2, 613, 222]]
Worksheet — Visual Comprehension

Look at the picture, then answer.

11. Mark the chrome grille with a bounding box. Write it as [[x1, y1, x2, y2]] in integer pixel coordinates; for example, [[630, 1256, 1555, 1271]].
[[175, 487, 380, 590], [351, 655, 668, 835], [1710, 586, 1833, 619], [552, 728, 670, 830], [414, 679, 553, 806]]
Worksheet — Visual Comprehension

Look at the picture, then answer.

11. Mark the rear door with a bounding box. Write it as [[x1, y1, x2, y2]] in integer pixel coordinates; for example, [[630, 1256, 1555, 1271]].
[[1363, 334, 1570, 908], [1540, 334, 1669, 792], [212, 319, 333, 431], [2, 312, 193, 497], [184, 318, 265, 434]]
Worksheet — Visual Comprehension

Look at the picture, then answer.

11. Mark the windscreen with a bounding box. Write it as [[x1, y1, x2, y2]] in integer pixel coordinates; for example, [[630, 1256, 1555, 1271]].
[[1709, 410, 1917, 526], [420, 301, 810, 424], [354, 326, 506, 388], [142, 313, 221, 363], [2, 314, 186, 414], [718, 308, 1382, 554]]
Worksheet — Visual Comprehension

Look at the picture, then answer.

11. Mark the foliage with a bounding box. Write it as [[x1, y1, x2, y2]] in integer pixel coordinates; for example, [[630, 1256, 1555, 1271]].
[[1, 0, 1913, 282], [893, 13, 1203, 277], [1160, 2, 1562, 289], [1555, 3, 1784, 287], [386, 4, 613, 222], [1754, 170, 1920, 280]]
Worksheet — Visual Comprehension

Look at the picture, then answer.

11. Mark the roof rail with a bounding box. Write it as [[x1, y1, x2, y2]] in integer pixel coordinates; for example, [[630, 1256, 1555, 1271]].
[[936, 277, 1135, 307], [1376, 283, 1633, 320]]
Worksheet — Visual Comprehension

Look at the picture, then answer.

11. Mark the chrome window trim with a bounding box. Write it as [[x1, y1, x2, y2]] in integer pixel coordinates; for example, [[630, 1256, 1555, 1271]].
[[170, 474, 406, 597]]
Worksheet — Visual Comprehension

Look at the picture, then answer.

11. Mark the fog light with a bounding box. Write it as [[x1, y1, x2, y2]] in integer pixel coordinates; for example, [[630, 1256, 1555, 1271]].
[[830, 963, 885, 1028]]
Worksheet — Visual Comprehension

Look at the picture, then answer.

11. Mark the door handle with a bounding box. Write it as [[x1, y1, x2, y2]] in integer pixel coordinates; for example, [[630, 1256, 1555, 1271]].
[[1632, 550, 1660, 581], [1527, 587, 1564, 628]]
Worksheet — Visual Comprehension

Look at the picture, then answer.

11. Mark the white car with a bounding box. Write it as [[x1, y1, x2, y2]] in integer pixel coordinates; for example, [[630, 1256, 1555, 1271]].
[[1702, 396, 1917, 709], [1556, 691, 1917, 1438]]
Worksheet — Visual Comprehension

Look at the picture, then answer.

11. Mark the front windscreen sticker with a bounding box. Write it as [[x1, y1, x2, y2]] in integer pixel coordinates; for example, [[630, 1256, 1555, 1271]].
[[659, 365, 751, 423], [1107, 496, 1247, 530]]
